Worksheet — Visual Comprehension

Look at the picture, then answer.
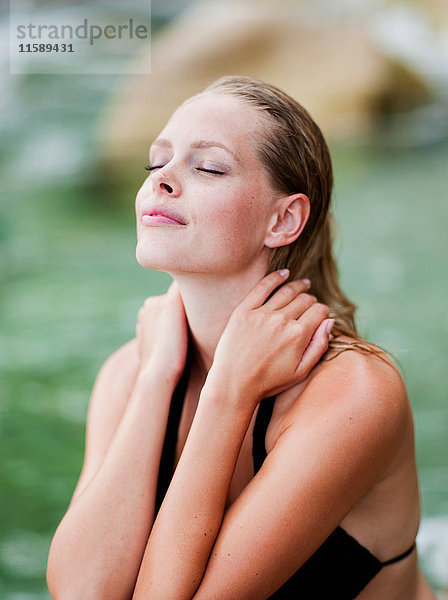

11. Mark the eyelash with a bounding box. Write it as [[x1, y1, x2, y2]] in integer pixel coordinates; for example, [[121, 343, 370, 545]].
[[145, 165, 225, 176]]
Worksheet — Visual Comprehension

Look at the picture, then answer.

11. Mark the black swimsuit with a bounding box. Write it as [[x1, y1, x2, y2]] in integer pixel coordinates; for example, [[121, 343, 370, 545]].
[[155, 348, 416, 599]]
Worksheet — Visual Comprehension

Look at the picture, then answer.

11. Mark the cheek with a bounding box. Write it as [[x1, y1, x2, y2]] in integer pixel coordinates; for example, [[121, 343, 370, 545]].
[[135, 187, 144, 216], [202, 187, 267, 248], [217, 183, 266, 229], [135, 179, 150, 206], [135, 179, 154, 229]]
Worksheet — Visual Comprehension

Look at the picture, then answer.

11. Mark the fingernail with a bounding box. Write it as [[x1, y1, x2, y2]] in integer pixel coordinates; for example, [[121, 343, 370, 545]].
[[302, 278, 311, 287], [326, 318, 335, 334], [279, 269, 289, 277]]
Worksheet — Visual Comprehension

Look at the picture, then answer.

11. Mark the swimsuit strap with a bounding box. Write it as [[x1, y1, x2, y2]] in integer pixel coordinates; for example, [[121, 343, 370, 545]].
[[251, 393, 417, 572], [252, 395, 276, 474], [381, 542, 416, 566], [154, 341, 194, 516]]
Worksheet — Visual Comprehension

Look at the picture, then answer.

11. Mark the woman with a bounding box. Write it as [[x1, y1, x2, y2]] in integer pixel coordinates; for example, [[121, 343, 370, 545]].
[[47, 76, 435, 599]]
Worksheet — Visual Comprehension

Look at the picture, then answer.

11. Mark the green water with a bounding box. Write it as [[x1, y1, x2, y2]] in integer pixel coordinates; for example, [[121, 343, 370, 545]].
[[1, 74, 447, 598]]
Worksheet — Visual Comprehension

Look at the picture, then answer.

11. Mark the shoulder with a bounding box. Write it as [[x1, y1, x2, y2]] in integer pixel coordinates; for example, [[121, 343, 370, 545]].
[[69, 338, 141, 504], [313, 335, 408, 409], [88, 337, 141, 438], [89, 336, 141, 412], [99, 337, 140, 379], [98, 336, 140, 381], [280, 335, 412, 462]]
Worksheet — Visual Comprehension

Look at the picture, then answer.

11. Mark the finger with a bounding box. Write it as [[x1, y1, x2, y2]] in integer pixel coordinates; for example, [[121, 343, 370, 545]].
[[296, 318, 334, 377], [275, 291, 317, 319], [167, 280, 184, 307], [239, 269, 290, 310], [262, 279, 312, 311], [168, 279, 179, 293], [293, 302, 331, 347], [136, 309, 143, 331]]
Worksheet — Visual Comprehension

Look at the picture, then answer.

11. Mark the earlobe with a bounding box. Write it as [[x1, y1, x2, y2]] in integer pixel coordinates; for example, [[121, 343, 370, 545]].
[[264, 193, 310, 249]]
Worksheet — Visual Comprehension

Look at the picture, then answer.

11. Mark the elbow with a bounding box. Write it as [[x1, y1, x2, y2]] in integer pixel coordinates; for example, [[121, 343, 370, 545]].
[[46, 565, 74, 600], [46, 545, 83, 600], [47, 567, 114, 600], [46, 535, 66, 600], [47, 519, 85, 600], [46, 570, 73, 600], [46, 539, 107, 600], [47, 542, 134, 600]]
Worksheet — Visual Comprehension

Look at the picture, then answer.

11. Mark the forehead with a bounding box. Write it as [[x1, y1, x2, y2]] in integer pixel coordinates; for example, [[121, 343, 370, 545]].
[[158, 93, 264, 162]]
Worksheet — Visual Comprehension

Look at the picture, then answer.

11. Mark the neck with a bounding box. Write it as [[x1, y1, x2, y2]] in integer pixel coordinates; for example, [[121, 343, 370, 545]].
[[171, 265, 268, 381]]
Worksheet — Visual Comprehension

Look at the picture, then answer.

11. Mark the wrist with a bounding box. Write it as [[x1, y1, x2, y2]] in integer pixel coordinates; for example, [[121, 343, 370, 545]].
[[202, 368, 259, 416], [136, 361, 180, 390]]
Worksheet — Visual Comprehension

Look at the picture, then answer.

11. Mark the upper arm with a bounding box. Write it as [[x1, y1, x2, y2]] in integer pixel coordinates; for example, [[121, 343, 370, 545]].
[[69, 337, 140, 505], [193, 351, 410, 600]]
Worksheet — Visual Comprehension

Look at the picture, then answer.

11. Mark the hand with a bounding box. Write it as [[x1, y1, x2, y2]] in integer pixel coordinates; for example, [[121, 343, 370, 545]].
[[135, 281, 189, 382], [207, 270, 333, 407]]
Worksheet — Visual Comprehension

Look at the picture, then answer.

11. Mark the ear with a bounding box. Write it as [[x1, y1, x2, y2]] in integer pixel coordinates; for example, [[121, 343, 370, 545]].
[[264, 193, 310, 249]]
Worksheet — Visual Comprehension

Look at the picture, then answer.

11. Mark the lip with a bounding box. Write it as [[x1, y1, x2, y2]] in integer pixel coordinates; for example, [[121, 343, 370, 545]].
[[141, 203, 187, 226]]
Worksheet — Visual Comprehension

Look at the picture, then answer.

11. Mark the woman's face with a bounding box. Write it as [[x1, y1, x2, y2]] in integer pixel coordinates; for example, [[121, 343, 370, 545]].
[[135, 92, 277, 276]]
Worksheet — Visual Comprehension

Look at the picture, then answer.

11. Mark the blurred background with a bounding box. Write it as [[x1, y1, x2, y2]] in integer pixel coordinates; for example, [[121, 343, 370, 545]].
[[1, 0, 447, 597]]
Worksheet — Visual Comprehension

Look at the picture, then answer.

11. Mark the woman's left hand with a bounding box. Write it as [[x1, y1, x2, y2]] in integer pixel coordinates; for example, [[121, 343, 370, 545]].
[[207, 269, 333, 408]]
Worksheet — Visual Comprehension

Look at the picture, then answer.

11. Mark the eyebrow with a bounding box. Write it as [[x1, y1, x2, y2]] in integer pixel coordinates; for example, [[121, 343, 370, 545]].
[[150, 138, 241, 165]]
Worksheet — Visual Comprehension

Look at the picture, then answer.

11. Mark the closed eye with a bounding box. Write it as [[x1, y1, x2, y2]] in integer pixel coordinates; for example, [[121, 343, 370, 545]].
[[196, 167, 225, 175], [144, 165, 225, 175]]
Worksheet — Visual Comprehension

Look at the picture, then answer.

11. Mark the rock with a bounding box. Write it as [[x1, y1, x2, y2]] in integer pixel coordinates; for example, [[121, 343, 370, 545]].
[[391, 0, 448, 28], [96, 0, 432, 185]]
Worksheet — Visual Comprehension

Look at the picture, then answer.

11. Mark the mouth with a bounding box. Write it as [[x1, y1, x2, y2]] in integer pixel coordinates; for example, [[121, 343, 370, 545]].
[[141, 204, 187, 226]]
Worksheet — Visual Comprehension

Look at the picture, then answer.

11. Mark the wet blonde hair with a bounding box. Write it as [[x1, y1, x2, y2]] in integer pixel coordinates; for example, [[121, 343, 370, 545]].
[[204, 75, 395, 365]]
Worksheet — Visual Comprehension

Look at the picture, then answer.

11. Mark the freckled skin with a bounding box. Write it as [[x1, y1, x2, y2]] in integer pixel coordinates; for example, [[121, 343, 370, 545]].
[[135, 93, 278, 277], [129, 92, 435, 600]]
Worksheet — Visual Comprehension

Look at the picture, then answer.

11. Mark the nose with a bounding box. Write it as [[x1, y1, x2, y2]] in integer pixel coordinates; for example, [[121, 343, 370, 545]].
[[151, 168, 181, 197], [160, 182, 173, 193]]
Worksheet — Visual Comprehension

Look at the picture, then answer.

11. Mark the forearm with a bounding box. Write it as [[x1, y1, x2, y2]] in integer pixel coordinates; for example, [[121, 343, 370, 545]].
[[133, 378, 255, 600], [47, 368, 176, 600]]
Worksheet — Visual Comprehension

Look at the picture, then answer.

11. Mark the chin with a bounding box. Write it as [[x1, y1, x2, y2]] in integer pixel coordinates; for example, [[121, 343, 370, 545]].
[[136, 244, 169, 271], [135, 238, 255, 275], [135, 242, 193, 272]]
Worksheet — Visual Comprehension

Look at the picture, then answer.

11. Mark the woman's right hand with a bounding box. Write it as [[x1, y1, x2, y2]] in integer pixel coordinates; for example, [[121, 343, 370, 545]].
[[207, 270, 334, 408], [135, 280, 189, 381]]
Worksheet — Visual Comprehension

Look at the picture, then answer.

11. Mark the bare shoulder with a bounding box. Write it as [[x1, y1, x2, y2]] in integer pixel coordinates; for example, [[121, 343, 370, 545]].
[[327, 335, 406, 396], [98, 336, 140, 381], [86, 334, 141, 432], [70, 337, 140, 504], [318, 335, 409, 416], [280, 335, 412, 459], [88, 336, 141, 440]]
